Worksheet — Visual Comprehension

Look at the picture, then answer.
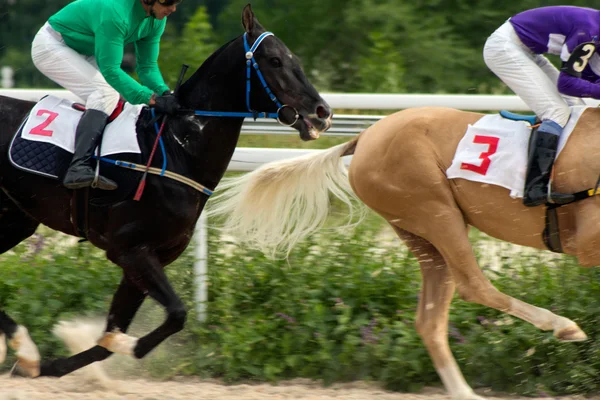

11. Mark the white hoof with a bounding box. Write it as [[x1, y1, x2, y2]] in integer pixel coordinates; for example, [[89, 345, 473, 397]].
[[8, 326, 40, 378], [97, 331, 138, 356], [555, 323, 588, 342]]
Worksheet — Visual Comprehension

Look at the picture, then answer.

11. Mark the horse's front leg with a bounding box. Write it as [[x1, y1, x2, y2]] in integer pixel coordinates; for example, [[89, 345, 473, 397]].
[[39, 276, 147, 377], [97, 246, 186, 359]]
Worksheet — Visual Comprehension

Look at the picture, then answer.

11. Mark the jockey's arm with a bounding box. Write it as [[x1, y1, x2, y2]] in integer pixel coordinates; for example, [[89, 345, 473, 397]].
[[557, 72, 600, 99], [134, 23, 170, 97], [95, 20, 156, 105]]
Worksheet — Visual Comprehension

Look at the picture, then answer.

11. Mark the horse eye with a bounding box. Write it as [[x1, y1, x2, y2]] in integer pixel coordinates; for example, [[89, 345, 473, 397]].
[[270, 57, 282, 68]]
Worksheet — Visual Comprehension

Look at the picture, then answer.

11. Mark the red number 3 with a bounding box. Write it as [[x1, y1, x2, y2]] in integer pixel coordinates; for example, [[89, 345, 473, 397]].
[[460, 135, 499, 175], [30, 109, 59, 137]]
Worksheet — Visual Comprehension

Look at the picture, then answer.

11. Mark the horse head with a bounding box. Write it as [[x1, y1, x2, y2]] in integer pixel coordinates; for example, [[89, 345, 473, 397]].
[[240, 5, 332, 140], [179, 4, 332, 142]]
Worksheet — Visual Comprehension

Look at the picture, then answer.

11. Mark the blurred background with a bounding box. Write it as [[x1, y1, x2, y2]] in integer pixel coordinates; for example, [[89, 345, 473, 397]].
[[2, 1, 600, 398], [0, 0, 593, 93]]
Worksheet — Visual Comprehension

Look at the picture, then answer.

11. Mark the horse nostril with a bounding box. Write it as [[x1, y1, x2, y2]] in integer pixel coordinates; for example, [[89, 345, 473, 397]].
[[316, 104, 330, 119]]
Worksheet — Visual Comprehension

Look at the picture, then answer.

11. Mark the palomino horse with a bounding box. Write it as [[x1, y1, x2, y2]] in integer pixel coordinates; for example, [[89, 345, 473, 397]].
[[208, 106, 600, 399], [0, 5, 331, 377]]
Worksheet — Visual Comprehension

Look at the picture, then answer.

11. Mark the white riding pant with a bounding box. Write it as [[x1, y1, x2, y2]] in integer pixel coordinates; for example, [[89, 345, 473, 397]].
[[483, 21, 584, 128], [31, 22, 119, 115]]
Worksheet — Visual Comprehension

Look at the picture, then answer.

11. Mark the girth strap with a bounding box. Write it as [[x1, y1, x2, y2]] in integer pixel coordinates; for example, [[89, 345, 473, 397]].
[[542, 205, 562, 253], [70, 188, 89, 240]]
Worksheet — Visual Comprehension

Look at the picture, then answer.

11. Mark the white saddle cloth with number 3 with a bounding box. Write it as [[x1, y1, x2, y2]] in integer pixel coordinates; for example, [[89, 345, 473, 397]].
[[446, 106, 588, 198]]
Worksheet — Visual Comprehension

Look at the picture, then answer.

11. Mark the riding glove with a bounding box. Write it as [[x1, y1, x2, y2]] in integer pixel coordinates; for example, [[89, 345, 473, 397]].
[[152, 92, 181, 115]]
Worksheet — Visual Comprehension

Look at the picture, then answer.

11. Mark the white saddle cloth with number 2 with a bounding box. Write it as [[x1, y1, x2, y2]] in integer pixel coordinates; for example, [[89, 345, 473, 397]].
[[20, 95, 143, 156], [446, 106, 588, 198]]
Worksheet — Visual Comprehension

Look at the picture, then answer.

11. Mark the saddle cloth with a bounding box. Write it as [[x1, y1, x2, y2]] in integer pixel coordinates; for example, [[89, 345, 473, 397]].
[[9, 95, 143, 179], [446, 106, 588, 198]]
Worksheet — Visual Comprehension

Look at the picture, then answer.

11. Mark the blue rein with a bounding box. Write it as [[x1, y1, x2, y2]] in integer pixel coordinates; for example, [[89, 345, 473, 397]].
[[192, 32, 297, 124], [119, 32, 295, 197]]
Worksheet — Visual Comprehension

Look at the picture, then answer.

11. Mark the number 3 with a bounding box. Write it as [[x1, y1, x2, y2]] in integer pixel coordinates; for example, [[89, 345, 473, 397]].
[[573, 43, 595, 73], [460, 135, 499, 175]]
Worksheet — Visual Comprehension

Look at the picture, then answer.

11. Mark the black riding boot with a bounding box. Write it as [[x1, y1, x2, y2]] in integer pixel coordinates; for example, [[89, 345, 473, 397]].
[[523, 126, 574, 207], [63, 109, 118, 191]]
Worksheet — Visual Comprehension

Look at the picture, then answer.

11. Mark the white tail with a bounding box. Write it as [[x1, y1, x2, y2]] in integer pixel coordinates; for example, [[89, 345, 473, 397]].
[[207, 141, 363, 256]]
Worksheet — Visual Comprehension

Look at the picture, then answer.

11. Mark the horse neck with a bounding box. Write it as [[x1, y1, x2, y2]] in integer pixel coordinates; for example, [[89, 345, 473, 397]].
[[179, 37, 247, 113], [164, 37, 248, 189]]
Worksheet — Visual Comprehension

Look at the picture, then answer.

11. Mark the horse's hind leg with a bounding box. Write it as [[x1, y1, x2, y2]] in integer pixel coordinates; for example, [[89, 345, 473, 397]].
[[0, 193, 41, 376], [418, 213, 586, 342], [392, 226, 484, 400]]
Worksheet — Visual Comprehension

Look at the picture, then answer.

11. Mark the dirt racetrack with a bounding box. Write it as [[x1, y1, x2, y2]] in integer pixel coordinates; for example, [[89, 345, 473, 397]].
[[1, 374, 600, 400]]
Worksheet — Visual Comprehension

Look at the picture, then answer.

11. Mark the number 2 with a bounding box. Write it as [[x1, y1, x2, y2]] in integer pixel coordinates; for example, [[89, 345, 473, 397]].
[[30, 109, 59, 137], [460, 135, 499, 175]]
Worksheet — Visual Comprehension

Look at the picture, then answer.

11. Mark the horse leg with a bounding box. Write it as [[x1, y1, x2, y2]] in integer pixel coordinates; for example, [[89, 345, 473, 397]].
[[96, 247, 186, 359], [0, 193, 41, 376], [392, 226, 484, 400], [39, 276, 146, 377], [420, 213, 586, 341]]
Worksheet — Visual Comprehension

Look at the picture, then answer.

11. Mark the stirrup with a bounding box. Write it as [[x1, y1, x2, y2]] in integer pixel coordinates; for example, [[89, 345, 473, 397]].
[[547, 181, 575, 205]]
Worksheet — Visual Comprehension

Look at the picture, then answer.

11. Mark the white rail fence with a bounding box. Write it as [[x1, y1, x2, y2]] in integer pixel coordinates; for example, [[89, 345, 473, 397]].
[[2, 89, 597, 320]]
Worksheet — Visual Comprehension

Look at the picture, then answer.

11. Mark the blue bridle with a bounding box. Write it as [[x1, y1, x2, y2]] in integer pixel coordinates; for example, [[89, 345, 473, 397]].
[[193, 32, 299, 126]]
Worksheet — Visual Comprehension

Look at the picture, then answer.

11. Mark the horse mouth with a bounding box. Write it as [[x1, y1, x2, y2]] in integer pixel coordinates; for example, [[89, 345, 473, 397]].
[[298, 115, 331, 140]]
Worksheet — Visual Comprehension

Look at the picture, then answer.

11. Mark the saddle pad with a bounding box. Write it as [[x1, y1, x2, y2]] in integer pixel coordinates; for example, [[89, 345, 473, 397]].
[[19, 95, 143, 156], [446, 106, 588, 198]]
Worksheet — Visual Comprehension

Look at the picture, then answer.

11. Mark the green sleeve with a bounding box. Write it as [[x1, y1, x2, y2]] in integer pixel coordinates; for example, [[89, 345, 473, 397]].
[[94, 20, 154, 105], [134, 22, 170, 96]]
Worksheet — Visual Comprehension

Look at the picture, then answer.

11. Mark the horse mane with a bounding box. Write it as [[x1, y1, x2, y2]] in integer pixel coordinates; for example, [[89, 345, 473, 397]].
[[177, 36, 240, 106]]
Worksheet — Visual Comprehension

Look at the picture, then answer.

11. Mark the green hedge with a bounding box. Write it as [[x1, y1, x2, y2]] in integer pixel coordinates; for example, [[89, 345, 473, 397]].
[[1, 223, 600, 396]]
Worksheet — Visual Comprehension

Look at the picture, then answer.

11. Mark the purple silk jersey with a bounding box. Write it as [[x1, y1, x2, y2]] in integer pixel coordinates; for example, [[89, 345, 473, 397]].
[[509, 6, 600, 98]]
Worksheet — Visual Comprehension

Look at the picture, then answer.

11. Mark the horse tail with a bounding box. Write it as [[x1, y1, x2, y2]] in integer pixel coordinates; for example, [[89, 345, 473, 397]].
[[207, 137, 362, 257]]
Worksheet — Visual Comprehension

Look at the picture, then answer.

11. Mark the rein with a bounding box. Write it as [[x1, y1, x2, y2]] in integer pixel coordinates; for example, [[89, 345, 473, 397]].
[[108, 32, 293, 198]]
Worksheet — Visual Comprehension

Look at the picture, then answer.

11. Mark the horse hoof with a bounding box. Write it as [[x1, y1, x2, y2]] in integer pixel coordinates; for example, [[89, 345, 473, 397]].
[[555, 325, 588, 342], [97, 331, 138, 356], [10, 358, 41, 378]]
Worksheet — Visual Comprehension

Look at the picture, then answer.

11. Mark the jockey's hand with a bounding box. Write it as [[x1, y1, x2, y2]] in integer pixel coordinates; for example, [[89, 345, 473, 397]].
[[151, 92, 181, 115]]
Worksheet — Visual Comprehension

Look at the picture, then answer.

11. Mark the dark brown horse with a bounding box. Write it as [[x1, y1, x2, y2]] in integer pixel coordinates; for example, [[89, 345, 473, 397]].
[[208, 105, 600, 399], [0, 4, 331, 378]]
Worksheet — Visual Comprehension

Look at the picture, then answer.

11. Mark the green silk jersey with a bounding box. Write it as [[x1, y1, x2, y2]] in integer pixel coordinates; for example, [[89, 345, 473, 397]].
[[48, 0, 170, 105]]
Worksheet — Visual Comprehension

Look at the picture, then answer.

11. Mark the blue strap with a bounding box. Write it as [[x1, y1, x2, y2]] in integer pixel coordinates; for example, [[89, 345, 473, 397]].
[[192, 32, 282, 122], [193, 110, 278, 119], [242, 32, 283, 112], [150, 108, 167, 175]]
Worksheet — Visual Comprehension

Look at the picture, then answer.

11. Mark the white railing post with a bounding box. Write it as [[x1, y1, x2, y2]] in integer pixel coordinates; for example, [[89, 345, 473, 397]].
[[193, 212, 208, 322]]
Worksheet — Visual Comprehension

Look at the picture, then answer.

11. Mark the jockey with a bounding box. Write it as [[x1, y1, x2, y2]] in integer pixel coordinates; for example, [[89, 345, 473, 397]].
[[31, 0, 182, 191], [483, 6, 600, 207]]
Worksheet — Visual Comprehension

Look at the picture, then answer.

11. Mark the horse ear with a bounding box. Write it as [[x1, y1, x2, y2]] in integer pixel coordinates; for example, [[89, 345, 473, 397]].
[[242, 4, 265, 35]]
